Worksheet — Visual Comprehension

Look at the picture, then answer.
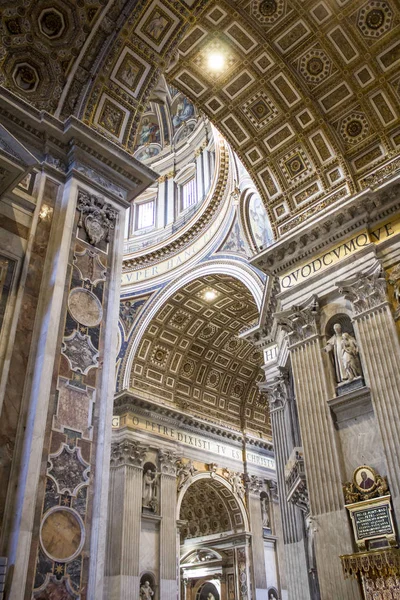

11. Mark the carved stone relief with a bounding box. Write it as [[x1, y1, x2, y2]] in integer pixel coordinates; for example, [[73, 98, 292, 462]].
[[77, 190, 118, 247]]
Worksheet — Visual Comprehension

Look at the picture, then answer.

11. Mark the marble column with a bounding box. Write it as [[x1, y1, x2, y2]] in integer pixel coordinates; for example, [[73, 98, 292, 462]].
[[159, 449, 178, 600], [277, 295, 361, 600], [262, 373, 311, 600], [337, 261, 400, 516], [246, 476, 268, 600], [106, 441, 147, 600]]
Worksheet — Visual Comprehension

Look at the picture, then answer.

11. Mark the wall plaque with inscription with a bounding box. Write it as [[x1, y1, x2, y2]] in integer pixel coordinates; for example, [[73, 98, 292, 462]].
[[346, 496, 396, 550], [354, 505, 393, 541]]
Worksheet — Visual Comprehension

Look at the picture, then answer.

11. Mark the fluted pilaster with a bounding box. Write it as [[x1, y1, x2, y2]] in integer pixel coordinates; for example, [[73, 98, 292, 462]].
[[106, 441, 147, 600], [338, 261, 400, 512], [159, 449, 179, 600], [278, 296, 361, 600], [265, 373, 311, 600], [246, 476, 268, 598]]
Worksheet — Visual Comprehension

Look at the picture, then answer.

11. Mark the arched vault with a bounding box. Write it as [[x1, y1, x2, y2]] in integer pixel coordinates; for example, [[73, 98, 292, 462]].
[[1, 0, 399, 236]]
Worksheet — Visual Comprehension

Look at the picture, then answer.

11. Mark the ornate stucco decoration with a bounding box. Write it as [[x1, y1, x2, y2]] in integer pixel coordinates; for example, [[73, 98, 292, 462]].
[[77, 190, 118, 246], [110, 440, 148, 468], [337, 261, 388, 315], [388, 263, 400, 320], [343, 466, 389, 505]]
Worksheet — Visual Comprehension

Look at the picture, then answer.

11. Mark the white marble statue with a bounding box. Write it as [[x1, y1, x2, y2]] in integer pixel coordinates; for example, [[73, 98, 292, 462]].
[[207, 594, 216, 600], [140, 581, 154, 600], [341, 332, 362, 382], [142, 469, 157, 509], [261, 496, 270, 528], [176, 459, 197, 491], [323, 323, 361, 383]]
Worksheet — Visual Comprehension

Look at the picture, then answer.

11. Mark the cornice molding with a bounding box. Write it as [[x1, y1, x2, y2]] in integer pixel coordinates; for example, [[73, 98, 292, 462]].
[[251, 180, 400, 276]]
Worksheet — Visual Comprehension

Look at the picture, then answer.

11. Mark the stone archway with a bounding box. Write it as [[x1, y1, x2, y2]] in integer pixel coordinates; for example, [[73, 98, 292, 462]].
[[178, 474, 251, 600]]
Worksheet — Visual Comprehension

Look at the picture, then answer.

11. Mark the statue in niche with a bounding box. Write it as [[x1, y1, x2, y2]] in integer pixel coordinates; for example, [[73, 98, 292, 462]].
[[142, 467, 158, 512], [140, 581, 154, 600], [323, 323, 362, 384], [261, 495, 270, 529]]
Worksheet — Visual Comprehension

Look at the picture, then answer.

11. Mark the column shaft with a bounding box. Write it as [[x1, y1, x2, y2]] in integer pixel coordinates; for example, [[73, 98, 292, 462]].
[[271, 406, 311, 600], [160, 473, 178, 600], [248, 493, 268, 599], [353, 304, 400, 509]]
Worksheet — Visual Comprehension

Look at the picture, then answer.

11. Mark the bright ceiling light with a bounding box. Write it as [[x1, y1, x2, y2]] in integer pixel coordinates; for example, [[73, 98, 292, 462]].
[[207, 51, 225, 72], [204, 289, 217, 301]]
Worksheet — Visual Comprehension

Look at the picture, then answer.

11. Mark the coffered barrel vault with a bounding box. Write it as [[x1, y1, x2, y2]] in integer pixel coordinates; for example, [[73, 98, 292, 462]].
[[1, 0, 399, 236]]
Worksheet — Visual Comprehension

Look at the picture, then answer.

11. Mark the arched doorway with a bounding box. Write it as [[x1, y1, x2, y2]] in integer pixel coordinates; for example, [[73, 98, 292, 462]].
[[178, 475, 251, 600]]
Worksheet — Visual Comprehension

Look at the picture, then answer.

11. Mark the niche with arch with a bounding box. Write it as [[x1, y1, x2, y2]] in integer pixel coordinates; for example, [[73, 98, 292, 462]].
[[324, 313, 364, 394], [140, 571, 157, 600], [142, 461, 158, 513]]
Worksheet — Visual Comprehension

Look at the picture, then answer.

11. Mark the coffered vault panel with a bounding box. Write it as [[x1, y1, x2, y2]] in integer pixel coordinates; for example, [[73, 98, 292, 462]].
[[130, 274, 271, 436], [1, 0, 399, 235]]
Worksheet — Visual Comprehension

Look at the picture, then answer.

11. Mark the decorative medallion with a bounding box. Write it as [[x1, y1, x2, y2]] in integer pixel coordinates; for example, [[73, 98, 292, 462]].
[[47, 444, 90, 496], [252, 0, 285, 24], [150, 344, 169, 368], [61, 330, 99, 374], [181, 358, 195, 379], [242, 91, 279, 130], [40, 507, 84, 563], [206, 369, 221, 388], [77, 190, 117, 247], [299, 48, 332, 85], [357, 1, 393, 38], [199, 323, 217, 340], [68, 288, 103, 328], [339, 112, 370, 145]]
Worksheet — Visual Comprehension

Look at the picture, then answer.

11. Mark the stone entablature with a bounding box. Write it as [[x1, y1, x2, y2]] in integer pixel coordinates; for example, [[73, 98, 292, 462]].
[[113, 392, 275, 475], [251, 179, 400, 279]]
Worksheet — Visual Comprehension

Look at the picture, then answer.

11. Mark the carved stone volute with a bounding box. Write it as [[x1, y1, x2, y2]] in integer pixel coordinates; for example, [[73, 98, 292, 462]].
[[337, 261, 388, 315], [276, 295, 320, 346], [110, 440, 148, 468], [246, 474, 264, 496], [158, 448, 178, 476]]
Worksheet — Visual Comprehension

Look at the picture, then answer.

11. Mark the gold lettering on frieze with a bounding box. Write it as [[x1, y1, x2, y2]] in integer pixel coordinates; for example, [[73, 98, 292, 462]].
[[280, 218, 399, 290]]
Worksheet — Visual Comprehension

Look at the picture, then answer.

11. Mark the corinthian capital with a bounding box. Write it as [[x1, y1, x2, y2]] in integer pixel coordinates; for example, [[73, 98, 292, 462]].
[[276, 295, 320, 346], [110, 440, 148, 467], [262, 369, 289, 412], [337, 261, 387, 315], [158, 448, 178, 475]]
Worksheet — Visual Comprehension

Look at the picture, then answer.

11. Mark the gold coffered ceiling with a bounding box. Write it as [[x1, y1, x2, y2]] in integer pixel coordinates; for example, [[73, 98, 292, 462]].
[[1, 0, 400, 235], [129, 274, 271, 436]]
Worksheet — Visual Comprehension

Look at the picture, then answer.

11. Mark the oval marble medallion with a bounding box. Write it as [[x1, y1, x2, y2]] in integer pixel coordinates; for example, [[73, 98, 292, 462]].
[[68, 287, 103, 328], [40, 508, 84, 562]]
